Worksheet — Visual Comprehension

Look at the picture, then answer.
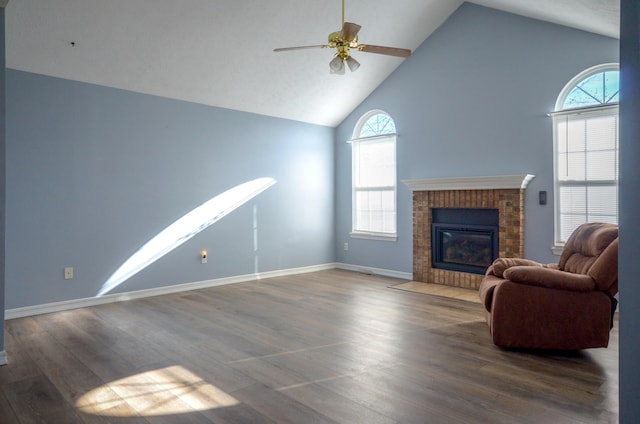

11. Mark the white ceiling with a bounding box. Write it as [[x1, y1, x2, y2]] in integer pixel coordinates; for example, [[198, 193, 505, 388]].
[[5, 0, 619, 127]]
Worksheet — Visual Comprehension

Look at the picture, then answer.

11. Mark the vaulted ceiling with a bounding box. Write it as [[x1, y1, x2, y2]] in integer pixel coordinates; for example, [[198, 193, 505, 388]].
[[5, 0, 619, 127]]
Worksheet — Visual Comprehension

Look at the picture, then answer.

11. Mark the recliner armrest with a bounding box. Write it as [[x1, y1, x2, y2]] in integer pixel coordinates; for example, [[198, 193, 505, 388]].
[[503, 266, 596, 292], [490, 258, 546, 278]]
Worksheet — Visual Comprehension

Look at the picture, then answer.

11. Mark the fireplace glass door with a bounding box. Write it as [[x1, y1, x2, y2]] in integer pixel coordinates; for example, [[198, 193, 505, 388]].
[[432, 224, 498, 274]]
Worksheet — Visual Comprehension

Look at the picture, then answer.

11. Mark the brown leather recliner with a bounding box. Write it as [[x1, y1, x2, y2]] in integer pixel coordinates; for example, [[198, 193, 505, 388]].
[[478, 222, 618, 350]]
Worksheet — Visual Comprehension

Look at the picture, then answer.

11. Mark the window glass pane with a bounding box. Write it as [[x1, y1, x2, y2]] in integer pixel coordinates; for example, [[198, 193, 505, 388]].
[[563, 87, 601, 108], [359, 126, 377, 138], [586, 115, 617, 151], [360, 113, 396, 137], [560, 214, 587, 241], [355, 191, 371, 230], [557, 152, 586, 181], [557, 120, 567, 153], [587, 215, 618, 224], [587, 185, 618, 216], [577, 72, 605, 103], [355, 189, 396, 233], [355, 140, 395, 188], [559, 186, 587, 214], [586, 150, 617, 180], [557, 152, 568, 178], [558, 184, 618, 241], [604, 71, 620, 102], [566, 119, 586, 152], [561, 70, 619, 109]]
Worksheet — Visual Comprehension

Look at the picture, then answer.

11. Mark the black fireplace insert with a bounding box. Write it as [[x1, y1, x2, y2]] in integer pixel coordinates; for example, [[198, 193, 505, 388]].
[[431, 208, 499, 275]]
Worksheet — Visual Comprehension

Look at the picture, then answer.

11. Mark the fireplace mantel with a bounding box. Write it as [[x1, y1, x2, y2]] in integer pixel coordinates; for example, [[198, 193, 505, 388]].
[[402, 174, 535, 192]]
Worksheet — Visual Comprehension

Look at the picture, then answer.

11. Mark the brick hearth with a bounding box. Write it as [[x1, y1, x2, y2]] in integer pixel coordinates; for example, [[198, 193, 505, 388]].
[[404, 175, 534, 290]]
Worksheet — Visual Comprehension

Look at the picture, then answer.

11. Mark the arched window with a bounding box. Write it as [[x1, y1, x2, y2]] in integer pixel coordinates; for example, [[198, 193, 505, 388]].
[[551, 64, 619, 250], [350, 110, 397, 240]]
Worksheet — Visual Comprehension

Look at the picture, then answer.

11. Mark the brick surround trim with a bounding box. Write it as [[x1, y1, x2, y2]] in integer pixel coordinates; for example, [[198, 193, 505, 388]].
[[412, 188, 526, 290]]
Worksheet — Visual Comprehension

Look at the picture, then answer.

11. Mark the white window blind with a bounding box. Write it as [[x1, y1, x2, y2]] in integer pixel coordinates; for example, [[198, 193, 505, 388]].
[[352, 136, 397, 236]]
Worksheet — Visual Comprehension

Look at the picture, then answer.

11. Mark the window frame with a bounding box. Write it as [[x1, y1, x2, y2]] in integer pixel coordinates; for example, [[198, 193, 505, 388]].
[[551, 63, 619, 254], [350, 110, 398, 241]]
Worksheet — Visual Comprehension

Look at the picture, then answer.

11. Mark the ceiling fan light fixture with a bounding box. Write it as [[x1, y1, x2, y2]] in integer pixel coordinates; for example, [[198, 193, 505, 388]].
[[329, 55, 345, 74], [274, 0, 411, 73], [346, 56, 360, 72]]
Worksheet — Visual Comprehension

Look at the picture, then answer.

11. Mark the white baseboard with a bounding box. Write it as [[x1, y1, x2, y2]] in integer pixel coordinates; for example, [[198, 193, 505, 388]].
[[334, 263, 412, 281], [5, 263, 336, 320], [4, 263, 410, 320], [0, 351, 7, 366]]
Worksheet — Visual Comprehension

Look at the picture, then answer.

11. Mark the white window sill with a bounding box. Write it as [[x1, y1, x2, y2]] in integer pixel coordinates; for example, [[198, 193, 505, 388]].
[[350, 232, 397, 242], [551, 244, 564, 256]]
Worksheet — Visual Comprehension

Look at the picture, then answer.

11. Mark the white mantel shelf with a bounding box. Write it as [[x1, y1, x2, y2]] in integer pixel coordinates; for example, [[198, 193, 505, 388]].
[[402, 174, 535, 191]]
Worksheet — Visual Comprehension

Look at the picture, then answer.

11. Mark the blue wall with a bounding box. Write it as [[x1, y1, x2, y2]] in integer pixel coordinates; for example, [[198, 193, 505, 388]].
[[5, 70, 335, 308], [335, 3, 619, 272]]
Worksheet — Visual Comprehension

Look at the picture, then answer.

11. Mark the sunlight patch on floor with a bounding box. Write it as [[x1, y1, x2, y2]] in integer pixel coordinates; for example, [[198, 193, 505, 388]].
[[390, 281, 481, 303], [76, 365, 239, 417]]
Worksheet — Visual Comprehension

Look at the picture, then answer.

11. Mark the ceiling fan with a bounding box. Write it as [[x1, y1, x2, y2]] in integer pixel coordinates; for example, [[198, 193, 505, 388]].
[[273, 0, 411, 74]]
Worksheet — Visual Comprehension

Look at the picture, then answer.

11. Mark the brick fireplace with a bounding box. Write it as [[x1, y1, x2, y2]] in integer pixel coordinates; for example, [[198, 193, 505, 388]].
[[403, 175, 534, 290]]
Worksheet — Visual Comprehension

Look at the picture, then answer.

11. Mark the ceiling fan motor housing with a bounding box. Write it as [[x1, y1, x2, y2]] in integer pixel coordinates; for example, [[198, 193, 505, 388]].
[[328, 31, 357, 60]]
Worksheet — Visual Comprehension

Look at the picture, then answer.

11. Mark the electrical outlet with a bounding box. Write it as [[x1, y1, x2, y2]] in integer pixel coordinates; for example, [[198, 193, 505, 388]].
[[64, 267, 74, 280], [343, 242, 349, 251]]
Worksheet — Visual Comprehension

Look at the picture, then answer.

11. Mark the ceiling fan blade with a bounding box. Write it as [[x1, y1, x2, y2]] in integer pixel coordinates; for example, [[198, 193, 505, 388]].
[[358, 44, 411, 58], [341, 22, 361, 41], [274, 45, 328, 52]]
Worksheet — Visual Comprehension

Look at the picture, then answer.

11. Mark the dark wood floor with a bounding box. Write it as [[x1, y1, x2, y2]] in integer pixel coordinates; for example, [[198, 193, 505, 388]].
[[0, 269, 618, 423]]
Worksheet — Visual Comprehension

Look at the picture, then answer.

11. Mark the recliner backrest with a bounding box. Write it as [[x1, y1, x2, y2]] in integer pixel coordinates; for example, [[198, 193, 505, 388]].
[[558, 223, 619, 278], [588, 237, 619, 293]]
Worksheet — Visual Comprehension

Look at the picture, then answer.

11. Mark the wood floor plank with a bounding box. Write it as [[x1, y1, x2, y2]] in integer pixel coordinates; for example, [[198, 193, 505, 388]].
[[318, 372, 468, 424], [2, 375, 86, 424], [0, 269, 618, 423], [0, 389, 19, 423], [193, 402, 276, 424], [53, 307, 167, 370], [278, 381, 396, 424], [15, 329, 138, 424], [232, 383, 338, 424], [33, 312, 154, 383], [0, 329, 42, 385]]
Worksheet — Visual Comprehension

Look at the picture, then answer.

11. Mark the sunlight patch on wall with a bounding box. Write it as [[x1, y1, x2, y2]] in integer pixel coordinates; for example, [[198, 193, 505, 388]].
[[97, 177, 276, 296], [76, 365, 239, 417]]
